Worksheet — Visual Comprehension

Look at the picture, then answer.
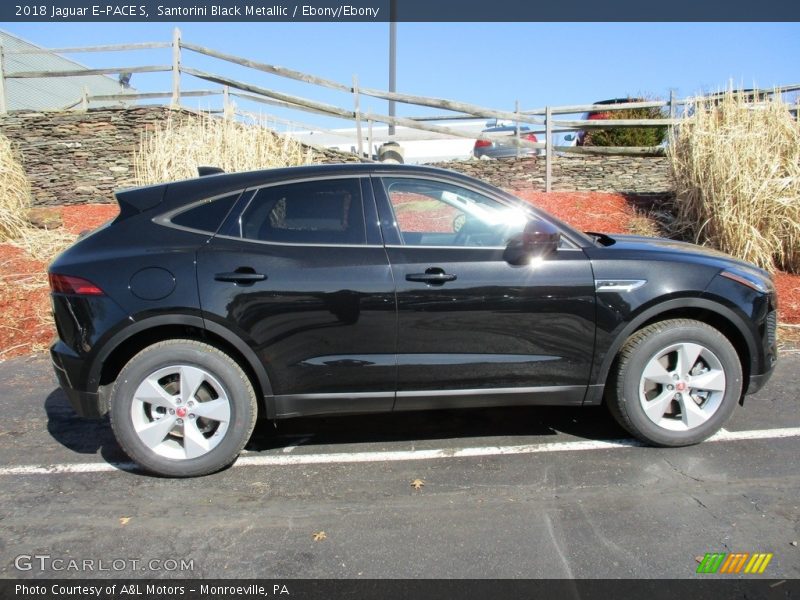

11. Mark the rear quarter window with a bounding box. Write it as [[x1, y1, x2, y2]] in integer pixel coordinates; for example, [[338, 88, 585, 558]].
[[170, 192, 240, 233]]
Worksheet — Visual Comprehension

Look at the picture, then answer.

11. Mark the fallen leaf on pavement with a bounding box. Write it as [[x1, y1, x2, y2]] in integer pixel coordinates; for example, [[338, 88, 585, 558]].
[[312, 531, 327, 542], [411, 478, 425, 491]]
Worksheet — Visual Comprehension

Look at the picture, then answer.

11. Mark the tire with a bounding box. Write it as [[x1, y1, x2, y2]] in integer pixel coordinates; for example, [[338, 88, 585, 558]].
[[109, 339, 258, 477], [607, 319, 742, 447]]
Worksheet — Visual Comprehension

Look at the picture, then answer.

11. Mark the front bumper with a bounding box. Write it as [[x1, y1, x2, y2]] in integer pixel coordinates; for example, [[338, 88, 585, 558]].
[[51, 343, 105, 418], [747, 369, 776, 396]]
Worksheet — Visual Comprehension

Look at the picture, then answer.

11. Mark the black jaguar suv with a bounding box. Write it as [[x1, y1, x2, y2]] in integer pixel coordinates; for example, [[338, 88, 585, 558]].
[[49, 163, 778, 477]]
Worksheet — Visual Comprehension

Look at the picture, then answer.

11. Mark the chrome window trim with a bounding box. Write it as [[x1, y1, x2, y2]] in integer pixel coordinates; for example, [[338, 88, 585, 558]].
[[213, 233, 384, 249], [384, 244, 583, 252]]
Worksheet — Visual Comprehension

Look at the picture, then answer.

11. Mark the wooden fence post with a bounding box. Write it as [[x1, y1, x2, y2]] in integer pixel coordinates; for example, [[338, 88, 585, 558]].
[[353, 75, 363, 159], [0, 43, 6, 115], [669, 89, 676, 120], [515, 99, 520, 159], [545, 106, 552, 192], [171, 27, 182, 107], [223, 85, 231, 119], [367, 117, 373, 160]]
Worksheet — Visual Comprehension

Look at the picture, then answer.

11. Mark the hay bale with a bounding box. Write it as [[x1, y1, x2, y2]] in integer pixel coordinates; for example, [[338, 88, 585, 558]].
[[133, 112, 313, 185], [668, 90, 800, 272], [27, 207, 63, 230], [0, 133, 32, 241]]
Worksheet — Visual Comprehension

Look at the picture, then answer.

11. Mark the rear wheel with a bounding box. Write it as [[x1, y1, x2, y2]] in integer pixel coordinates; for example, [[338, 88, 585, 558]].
[[110, 340, 257, 477], [607, 319, 742, 447]]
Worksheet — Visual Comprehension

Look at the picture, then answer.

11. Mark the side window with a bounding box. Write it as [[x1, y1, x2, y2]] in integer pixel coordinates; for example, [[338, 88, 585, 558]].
[[170, 192, 240, 233], [381, 178, 528, 247], [239, 179, 366, 245]]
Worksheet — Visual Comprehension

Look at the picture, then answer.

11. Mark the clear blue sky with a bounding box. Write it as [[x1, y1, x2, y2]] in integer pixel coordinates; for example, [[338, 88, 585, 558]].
[[3, 22, 798, 128]]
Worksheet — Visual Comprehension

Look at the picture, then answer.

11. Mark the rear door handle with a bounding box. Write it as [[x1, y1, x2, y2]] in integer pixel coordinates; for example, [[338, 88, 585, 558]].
[[406, 271, 457, 284], [214, 268, 267, 284]]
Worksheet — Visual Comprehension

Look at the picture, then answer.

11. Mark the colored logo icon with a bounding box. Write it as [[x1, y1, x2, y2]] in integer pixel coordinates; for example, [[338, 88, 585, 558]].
[[697, 552, 773, 574]]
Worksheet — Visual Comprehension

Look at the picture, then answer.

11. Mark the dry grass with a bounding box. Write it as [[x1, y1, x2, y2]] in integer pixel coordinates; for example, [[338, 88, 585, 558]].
[[0, 134, 32, 242], [668, 90, 800, 272], [133, 112, 313, 185], [778, 324, 800, 354], [0, 133, 76, 263], [626, 211, 662, 237], [10, 227, 77, 264]]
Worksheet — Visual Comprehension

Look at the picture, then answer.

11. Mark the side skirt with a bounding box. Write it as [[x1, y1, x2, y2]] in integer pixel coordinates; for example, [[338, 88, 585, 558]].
[[271, 385, 588, 419]]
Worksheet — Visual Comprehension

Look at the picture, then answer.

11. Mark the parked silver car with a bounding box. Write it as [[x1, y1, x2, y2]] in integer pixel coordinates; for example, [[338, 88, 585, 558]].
[[473, 124, 543, 159]]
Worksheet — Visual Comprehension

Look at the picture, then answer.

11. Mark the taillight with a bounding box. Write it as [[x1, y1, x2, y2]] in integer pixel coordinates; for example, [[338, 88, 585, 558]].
[[524, 133, 538, 142], [49, 273, 104, 296], [474, 139, 492, 148]]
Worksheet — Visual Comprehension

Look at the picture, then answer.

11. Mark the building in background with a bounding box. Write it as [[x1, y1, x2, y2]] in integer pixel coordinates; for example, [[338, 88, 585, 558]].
[[0, 29, 132, 112]]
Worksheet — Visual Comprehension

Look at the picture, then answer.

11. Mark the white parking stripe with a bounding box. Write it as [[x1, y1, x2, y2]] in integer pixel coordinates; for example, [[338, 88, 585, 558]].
[[0, 461, 135, 475], [1, 426, 799, 476]]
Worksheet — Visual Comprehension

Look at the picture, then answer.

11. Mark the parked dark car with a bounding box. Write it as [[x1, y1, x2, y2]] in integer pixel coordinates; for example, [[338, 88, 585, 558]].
[[49, 163, 777, 477], [473, 125, 542, 159]]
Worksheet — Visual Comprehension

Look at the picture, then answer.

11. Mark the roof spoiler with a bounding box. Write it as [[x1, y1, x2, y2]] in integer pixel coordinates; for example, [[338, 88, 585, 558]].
[[198, 166, 225, 177]]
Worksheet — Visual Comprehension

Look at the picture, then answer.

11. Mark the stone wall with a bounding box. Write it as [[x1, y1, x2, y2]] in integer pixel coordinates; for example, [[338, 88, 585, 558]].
[[0, 106, 674, 206], [0, 106, 361, 207], [0, 107, 182, 206], [430, 155, 674, 194]]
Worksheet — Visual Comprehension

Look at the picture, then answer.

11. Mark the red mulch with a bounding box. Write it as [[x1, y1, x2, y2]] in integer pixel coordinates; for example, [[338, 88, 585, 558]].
[[774, 272, 800, 323], [0, 244, 50, 359], [1, 199, 799, 361], [60, 203, 119, 235], [514, 190, 634, 233]]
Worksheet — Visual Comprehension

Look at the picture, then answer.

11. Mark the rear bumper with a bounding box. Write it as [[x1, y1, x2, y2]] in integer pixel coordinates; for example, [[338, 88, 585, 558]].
[[51, 343, 105, 419]]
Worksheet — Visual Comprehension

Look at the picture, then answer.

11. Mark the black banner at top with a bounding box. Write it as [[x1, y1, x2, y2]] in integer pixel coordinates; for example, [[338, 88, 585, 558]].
[[3, 0, 800, 22]]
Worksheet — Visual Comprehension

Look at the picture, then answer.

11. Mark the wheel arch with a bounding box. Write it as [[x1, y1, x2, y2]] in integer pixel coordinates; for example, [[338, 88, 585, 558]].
[[93, 315, 275, 418], [588, 298, 756, 405]]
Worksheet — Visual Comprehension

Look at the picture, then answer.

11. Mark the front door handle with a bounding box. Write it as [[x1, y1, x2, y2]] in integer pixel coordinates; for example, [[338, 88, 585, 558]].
[[406, 269, 457, 285], [215, 268, 267, 284]]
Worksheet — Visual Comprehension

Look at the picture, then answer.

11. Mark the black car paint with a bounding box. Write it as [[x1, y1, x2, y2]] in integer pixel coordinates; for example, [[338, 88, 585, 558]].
[[49, 164, 777, 421]]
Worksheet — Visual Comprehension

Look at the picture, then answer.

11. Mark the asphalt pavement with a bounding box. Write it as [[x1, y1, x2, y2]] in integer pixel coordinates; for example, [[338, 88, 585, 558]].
[[0, 353, 798, 579]]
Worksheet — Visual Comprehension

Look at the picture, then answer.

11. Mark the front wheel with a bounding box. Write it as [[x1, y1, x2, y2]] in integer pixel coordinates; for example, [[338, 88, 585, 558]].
[[110, 340, 257, 477], [607, 319, 742, 447]]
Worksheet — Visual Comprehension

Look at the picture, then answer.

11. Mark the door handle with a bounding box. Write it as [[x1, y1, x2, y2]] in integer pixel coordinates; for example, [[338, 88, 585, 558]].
[[406, 271, 457, 284], [214, 268, 267, 284]]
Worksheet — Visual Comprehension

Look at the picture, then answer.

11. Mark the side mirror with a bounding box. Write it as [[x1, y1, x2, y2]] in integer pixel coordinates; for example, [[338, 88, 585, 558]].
[[505, 219, 560, 265], [522, 219, 560, 255]]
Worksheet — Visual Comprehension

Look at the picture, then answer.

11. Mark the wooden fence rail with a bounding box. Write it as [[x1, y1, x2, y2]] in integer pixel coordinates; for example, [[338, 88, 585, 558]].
[[5, 65, 171, 78], [1, 27, 797, 191], [3, 42, 171, 54]]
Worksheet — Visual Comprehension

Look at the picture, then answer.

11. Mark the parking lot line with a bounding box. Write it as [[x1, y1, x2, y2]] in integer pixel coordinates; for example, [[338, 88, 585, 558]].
[[1, 426, 799, 476]]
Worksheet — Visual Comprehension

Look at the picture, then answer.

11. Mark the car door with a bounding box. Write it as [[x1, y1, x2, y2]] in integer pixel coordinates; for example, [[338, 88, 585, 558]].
[[373, 175, 596, 410], [196, 176, 397, 418]]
